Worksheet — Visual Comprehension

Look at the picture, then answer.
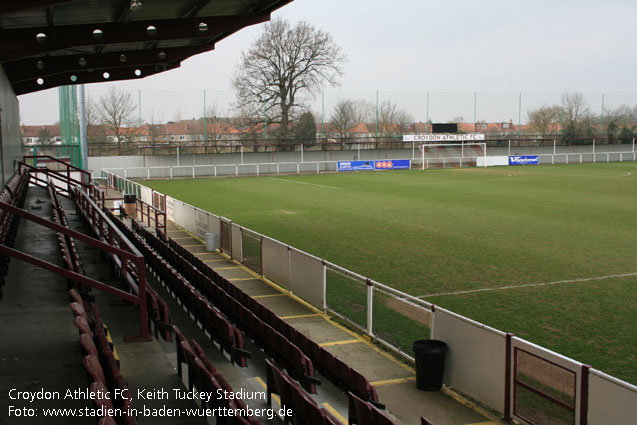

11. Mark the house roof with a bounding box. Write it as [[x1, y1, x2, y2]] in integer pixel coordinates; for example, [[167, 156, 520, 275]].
[[1, 0, 294, 96]]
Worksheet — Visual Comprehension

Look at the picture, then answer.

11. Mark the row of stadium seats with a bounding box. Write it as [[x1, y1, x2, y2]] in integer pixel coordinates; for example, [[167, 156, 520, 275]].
[[266, 359, 342, 425], [164, 234, 379, 404], [108, 212, 250, 366], [0, 167, 30, 294], [68, 191, 172, 341], [69, 288, 137, 425], [48, 180, 86, 288], [133, 222, 317, 393], [172, 325, 261, 425], [134, 223, 379, 405]]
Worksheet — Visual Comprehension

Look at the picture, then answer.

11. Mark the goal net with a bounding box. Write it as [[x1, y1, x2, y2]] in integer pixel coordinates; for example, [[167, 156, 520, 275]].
[[418, 143, 487, 169]]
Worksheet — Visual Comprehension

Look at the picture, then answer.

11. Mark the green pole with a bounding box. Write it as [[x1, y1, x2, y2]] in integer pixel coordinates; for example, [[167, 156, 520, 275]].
[[518, 93, 522, 139], [321, 91, 325, 139], [203, 90, 207, 143], [560, 94, 565, 137], [600, 93, 605, 136], [426, 91, 430, 133], [474, 92, 477, 128], [138, 90, 142, 146], [375, 91, 379, 138]]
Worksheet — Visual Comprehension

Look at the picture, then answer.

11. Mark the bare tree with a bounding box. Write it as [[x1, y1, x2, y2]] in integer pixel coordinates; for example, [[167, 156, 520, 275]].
[[562, 92, 593, 141], [378, 100, 413, 137], [96, 86, 136, 145], [232, 17, 347, 142], [329, 99, 373, 140], [527, 105, 561, 137], [37, 127, 53, 145]]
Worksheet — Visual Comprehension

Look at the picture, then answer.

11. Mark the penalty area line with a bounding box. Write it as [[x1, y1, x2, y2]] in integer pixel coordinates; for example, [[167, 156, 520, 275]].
[[267, 177, 341, 189], [417, 271, 637, 299]]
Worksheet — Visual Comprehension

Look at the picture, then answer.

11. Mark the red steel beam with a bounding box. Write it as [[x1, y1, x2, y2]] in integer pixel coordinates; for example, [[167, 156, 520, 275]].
[[0, 201, 140, 262], [0, 13, 270, 61], [0, 244, 138, 304]]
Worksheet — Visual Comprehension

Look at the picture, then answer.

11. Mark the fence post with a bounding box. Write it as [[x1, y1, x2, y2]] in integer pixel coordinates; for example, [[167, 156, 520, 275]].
[[301, 143, 304, 163], [170, 166, 173, 179], [580, 364, 590, 425], [366, 280, 373, 336], [593, 139, 596, 163], [504, 333, 514, 422], [147, 168, 150, 179]]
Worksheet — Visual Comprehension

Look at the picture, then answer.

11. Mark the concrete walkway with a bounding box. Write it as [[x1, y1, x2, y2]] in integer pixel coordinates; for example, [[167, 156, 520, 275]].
[[165, 220, 503, 425]]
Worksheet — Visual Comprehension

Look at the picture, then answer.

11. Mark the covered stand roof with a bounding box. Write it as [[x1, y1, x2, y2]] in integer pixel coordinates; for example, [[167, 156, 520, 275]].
[[0, 0, 293, 95]]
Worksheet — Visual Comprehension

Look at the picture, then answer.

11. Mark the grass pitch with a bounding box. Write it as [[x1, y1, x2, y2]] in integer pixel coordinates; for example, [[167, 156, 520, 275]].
[[144, 163, 637, 383]]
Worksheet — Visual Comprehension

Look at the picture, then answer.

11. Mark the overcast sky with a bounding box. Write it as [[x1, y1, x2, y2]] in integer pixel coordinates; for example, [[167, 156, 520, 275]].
[[17, 0, 637, 125]]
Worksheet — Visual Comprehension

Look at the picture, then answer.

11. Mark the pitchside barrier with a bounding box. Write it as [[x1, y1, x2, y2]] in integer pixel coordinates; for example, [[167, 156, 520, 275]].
[[101, 169, 637, 425], [93, 140, 637, 177]]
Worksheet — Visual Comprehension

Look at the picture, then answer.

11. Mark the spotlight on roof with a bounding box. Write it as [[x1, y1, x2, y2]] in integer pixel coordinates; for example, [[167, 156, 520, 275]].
[[130, 0, 143, 10]]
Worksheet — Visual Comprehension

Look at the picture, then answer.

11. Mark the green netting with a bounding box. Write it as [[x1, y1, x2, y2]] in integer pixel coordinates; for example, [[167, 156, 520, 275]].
[[58, 85, 82, 169]]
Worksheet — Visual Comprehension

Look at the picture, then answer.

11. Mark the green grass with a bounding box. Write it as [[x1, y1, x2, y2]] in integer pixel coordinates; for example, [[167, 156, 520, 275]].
[[143, 163, 637, 383]]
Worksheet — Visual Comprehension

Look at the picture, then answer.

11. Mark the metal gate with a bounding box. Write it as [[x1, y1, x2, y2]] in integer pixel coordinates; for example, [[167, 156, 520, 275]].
[[510, 338, 587, 425]]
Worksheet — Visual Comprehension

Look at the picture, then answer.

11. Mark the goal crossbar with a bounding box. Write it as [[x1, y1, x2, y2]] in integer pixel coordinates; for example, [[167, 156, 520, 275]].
[[418, 142, 487, 169]]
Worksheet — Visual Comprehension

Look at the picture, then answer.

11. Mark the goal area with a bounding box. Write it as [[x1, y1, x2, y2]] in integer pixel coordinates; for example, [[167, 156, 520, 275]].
[[418, 143, 487, 169]]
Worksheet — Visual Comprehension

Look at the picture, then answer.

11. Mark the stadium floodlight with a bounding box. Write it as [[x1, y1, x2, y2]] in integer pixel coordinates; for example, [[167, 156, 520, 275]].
[[418, 143, 487, 169]]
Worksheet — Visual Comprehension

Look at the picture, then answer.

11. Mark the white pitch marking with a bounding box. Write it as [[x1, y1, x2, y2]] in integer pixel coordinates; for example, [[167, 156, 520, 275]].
[[267, 177, 340, 189], [417, 272, 637, 299]]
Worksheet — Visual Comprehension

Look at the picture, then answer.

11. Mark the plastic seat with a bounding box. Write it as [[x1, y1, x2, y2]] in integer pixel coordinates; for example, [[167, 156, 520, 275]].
[[79, 332, 99, 358], [74, 315, 93, 336], [90, 381, 114, 411], [83, 354, 106, 384]]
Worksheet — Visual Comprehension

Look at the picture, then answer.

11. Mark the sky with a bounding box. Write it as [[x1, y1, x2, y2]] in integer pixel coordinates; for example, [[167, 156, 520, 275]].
[[17, 0, 637, 125]]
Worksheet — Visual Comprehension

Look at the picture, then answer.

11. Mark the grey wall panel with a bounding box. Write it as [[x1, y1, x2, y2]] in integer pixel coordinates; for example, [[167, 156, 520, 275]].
[[262, 237, 290, 290], [434, 308, 506, 413], [289, 248, 324, 309], [588, 371, 637, 425]]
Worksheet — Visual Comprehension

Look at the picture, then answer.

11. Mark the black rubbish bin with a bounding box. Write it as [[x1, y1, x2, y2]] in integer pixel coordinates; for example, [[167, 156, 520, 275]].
[[412, 339, 448, 391], [123, 193, 137, 217]]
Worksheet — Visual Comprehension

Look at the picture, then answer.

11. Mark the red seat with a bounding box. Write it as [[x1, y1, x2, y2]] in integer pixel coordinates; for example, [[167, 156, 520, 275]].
[[90, 381, 114, 411], [348, 391, 374, 425], [69, 301, 87, 320], [79, 333, 99, 358], [74, 316, 92, 336], [83, 354, 106, 384], [371, 404, 395, 425]]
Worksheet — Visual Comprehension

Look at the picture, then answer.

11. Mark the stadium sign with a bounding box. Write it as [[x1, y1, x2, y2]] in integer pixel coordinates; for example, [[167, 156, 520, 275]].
[[338, 160, 411, 171], [337, 160, 375, 171], [374, 159, 411, 170], [509, 155, 539, 165], [403, 134, 485, 142]]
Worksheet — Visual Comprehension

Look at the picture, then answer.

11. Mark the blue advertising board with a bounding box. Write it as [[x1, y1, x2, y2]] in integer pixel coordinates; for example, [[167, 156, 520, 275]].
[[509, 155, 539, 165], [337, 160, 375, 171], [374, 159, 411, 170], [338, 159, 412, 172]]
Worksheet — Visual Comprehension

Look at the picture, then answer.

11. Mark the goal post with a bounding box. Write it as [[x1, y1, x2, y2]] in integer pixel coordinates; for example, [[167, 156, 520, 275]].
[[418, 143, 487, 169]]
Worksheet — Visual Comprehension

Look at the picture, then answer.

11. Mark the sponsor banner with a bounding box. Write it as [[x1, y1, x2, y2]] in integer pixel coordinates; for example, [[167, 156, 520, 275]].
[[403, 134, 485, 142], [509, 155, 539, 165], [337, 160, 375, 171], [374, 159, 411, 170]]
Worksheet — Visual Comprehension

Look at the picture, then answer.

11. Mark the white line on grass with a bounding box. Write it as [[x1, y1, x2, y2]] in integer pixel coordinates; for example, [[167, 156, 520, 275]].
[[267, 177, 341, 189], [417, 271, 637, 299]]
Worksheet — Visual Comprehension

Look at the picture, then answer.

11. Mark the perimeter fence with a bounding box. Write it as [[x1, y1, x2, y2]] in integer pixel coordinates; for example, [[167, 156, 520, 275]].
[[100, 169, 637, 425]]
